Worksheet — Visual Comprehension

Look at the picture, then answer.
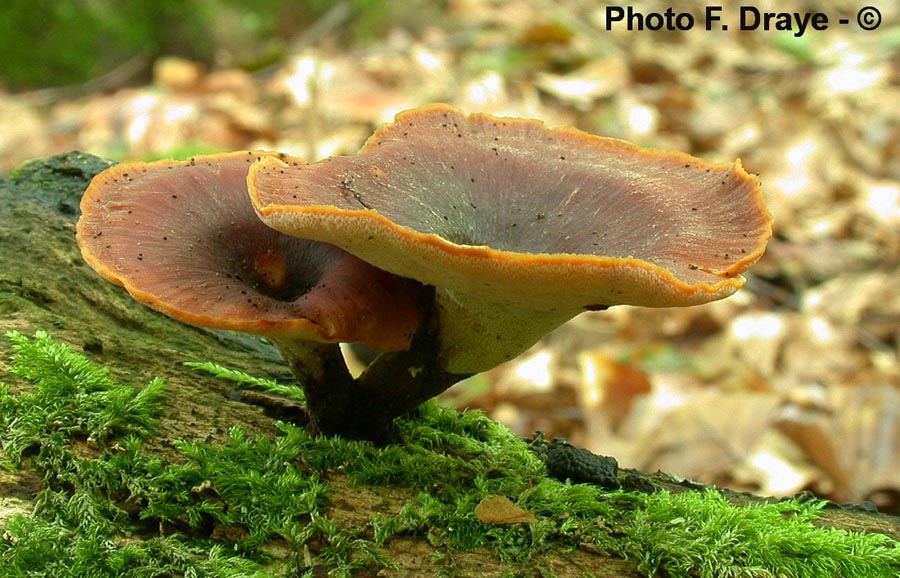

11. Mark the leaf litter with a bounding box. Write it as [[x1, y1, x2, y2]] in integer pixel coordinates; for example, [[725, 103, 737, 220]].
[[1, 0, 897, 512]]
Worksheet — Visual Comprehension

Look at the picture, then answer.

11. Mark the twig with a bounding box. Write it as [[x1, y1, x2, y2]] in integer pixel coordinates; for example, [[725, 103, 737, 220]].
[[18, 54, 151, 106]]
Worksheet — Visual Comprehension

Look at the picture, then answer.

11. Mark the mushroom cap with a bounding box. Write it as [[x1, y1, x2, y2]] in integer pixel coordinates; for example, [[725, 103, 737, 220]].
[[247, 104, 772, 310], [76, 151, 426, 350]]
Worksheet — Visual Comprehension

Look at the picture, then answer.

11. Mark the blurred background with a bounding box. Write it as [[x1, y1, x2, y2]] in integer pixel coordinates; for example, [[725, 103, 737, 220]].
[[1, 0, 898, 510]]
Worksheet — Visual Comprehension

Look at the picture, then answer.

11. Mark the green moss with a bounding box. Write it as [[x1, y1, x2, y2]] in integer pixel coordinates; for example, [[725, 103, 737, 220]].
[[1, 331, 898, 577], [1, 330, 165, 464], [625, 490, 899, 578], [0, 1, 155, 89], [0, 1, 433, 90], [185, 360, 305, 401]]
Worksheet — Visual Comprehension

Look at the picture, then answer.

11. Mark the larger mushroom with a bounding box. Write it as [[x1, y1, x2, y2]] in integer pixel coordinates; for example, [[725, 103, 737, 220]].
[[247, 104, 772, 405], [77, 151, 429, 437]]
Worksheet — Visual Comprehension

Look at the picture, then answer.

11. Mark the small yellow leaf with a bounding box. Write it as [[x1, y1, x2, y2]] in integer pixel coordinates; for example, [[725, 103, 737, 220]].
[[475, 496, 537, 525]]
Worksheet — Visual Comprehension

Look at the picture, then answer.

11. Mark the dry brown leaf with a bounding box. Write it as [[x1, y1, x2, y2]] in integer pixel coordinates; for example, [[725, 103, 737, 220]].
[[829, 385, 900, 500], [631, 391, 781, 482], [0, 97, 47, 169], [474, 496, 537, 525], [535, 58, 629, 110], [578, 350, 651, 433], [774, 404, 852, 498]]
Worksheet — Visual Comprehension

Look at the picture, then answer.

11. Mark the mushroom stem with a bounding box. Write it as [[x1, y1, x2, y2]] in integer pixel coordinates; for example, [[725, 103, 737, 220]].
[[350, 315, 471, 439], [270, 336, 356, 435], [432, 289, 582, 374], [275, 287, 576, 439], [272, 333, 462, 441], [269, 291, 467, 441]]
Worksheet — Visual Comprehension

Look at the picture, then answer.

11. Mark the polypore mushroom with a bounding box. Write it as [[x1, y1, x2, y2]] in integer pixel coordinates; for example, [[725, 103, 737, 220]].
[[76, 151, 428, 436], [247, 104, 772, 390]]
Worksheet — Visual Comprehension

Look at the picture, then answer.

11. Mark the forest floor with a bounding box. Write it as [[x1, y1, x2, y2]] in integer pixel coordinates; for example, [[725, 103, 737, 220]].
[[1, 0, 899, 512]]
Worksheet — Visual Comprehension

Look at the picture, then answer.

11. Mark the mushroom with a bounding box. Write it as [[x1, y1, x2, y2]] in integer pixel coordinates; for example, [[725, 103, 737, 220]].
[[76, 151, 429, 436], [247, 104, 772, 389]]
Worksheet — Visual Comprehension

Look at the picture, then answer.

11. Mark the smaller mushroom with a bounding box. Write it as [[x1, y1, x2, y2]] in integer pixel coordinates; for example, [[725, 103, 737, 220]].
[[247, 104, 772, 416], [77, 151, 429, 437]]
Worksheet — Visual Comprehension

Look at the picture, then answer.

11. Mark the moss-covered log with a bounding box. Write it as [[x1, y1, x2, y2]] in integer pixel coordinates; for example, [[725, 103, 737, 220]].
[[0, 153, 897, 578]]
